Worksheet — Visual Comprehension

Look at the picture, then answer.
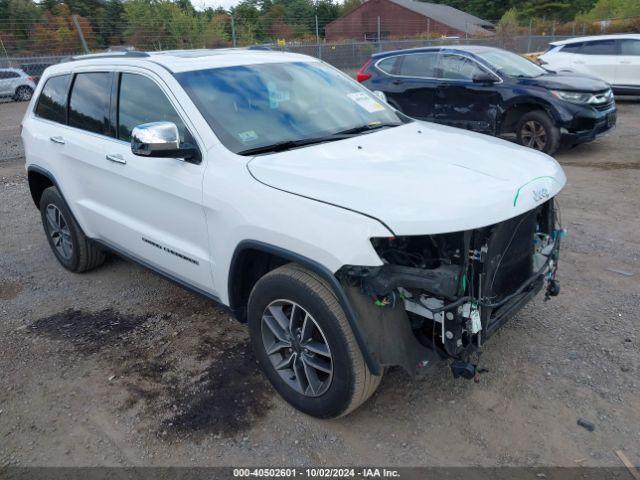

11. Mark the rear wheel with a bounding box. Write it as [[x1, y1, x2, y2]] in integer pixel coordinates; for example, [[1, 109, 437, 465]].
[[14, 86, 33, 102], [39, 186, 105, 272], [247, 264, 382, 418], [516, 110, 560, 155]]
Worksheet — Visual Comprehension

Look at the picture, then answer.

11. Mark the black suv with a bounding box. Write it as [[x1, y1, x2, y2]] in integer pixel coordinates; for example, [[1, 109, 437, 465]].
[[357, 46, 617, 155]]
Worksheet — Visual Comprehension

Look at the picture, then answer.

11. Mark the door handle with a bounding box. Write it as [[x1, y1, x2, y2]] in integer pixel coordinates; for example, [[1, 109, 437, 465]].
[[392, 79, 403, 85], [574, 60, 585, 64], [49, 136, 65, 145], [105, 154, 126, 164], [620, 60, 632, 64]]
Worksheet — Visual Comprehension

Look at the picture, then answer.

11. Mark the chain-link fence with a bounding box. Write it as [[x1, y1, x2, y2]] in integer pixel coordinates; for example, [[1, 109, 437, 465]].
[[276, 35, 582, 73], [1, 14, 639, 80]]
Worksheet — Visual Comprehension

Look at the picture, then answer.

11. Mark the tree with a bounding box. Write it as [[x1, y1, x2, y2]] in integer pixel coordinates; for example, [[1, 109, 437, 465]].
[[496, 7, 520, 35], [230, 0, 264, 43], [576, 0, 640, 20], [202, 13, 230, 47], [1, 0, 42, 38], [340, 0, 363, 16], [316, 0, 340, 36], [123, 0, 203, 50], [517, 0, 572, 20], [465, 0, 512, 22], [98, 0, 126, 46]]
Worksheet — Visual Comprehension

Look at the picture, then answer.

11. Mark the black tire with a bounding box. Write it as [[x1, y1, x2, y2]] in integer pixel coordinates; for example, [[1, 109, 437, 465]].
[[14, 86, 33, 102], [516, 110, 561, 155], [39, 186, 105, 272], [247, 264, 382, 418]]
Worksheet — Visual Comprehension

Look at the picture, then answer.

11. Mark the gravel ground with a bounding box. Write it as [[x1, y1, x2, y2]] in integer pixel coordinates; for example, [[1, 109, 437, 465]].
[[1, 98, 639, 468]]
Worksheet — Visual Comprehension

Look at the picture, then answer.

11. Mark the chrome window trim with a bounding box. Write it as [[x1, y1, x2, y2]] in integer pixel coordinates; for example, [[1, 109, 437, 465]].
[[374, 51, 503, 84], [31, 67, 205, 158]]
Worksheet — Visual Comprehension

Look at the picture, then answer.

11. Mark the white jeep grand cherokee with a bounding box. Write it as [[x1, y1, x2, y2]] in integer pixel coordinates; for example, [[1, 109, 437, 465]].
[[22, 49, 566, 418]]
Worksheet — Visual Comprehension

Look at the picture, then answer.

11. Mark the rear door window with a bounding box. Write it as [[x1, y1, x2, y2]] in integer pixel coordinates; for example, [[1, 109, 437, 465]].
[[398, 53, 438, 78], [580, 40, 616, 55], [68, 72, 113, 136], [0, 71, 20, 79], [620, 39, 640, 56], [437, 54, 484, 81], [117, 73, 193, 144], [34, 74, 71, 124]]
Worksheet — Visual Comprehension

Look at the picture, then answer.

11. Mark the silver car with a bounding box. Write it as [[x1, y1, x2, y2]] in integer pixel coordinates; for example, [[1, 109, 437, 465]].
[[0, 68, 37, 102]]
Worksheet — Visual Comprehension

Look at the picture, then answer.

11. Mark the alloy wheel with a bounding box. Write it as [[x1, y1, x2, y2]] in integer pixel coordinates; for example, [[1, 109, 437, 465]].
[[261, 299, 333, 397], [17, 87, 32, 101], [520, 120, 547, 151], [45, 204, 73, 260]]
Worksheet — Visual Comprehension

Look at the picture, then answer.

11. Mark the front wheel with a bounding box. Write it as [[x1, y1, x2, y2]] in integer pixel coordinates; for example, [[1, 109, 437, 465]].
[[14, 86, 33, 102], [247, 264, 382, 418], [516, 110, 561, 155]]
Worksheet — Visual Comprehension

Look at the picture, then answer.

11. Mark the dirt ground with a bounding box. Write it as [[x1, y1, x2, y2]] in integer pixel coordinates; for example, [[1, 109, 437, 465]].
[[1, 98, 639, 469]]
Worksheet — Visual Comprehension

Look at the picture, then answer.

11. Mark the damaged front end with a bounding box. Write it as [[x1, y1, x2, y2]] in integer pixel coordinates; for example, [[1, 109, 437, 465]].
[[338, 199, 564, 379]]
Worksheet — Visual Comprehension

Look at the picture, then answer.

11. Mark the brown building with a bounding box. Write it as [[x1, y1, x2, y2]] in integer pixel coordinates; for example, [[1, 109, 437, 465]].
[[325, 0, 494, 42]]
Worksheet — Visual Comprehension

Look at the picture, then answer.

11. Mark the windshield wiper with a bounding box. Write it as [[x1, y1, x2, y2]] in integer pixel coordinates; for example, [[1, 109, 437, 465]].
[[336, 122, 402, 135], [237, 135, 352, 156], [237, 123, 402, 156]]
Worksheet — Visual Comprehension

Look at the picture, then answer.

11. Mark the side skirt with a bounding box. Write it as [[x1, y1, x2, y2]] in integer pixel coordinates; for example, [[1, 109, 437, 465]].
[[93, 238, 230, 315]]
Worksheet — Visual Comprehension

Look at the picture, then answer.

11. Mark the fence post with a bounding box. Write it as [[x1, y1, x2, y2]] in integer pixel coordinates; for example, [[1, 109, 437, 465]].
[[377, 16, 381, 52], [427, 18, 430, 42], [231, 15, 237, 48], [315, 15, 321, 60], [0, 37, 10, 66], [465, 20, 468, 42], [527, 18, 532, 53], [72, 15, 90, 54]]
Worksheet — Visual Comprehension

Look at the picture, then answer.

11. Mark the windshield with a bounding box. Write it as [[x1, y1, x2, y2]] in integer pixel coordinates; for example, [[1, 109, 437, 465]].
[[176, 61, 405, 155], [478, 50, 547, 78]]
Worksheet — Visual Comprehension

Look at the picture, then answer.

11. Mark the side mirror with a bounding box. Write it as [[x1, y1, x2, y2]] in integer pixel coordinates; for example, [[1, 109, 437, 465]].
[[472, 72, 498, 84], [131, 121, 199, 162]]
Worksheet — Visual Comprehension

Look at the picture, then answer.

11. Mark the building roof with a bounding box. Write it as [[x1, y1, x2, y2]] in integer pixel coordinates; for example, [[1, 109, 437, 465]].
[[388, 0, 494, 35]]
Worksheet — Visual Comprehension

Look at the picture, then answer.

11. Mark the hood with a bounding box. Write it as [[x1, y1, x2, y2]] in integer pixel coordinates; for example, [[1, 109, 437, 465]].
[[522, 72, 610, 92], [247, 122, 566, 236]]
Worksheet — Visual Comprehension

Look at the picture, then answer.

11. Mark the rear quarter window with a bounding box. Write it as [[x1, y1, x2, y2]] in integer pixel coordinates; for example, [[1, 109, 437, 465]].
[[34, 74, 71, 124], [376, 57, 399, 74], [559, 42, 583, 54]]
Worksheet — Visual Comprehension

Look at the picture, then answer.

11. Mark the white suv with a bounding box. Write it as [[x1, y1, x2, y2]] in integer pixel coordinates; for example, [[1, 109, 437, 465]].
[[0, 68, 36, 101], [539, 34, 640, 95], [22, 50, 566, 418]]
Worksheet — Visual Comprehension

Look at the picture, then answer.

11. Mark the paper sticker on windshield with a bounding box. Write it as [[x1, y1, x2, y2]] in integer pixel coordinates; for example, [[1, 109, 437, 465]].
[[238, 130, 259, 143], [347, 92, 385, 113]]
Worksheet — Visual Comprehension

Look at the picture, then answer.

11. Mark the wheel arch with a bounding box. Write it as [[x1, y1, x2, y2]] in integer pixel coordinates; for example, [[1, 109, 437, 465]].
[[27, 165, 57, 208], [228, 239, 382, 375], [498, 99, 558, 134]]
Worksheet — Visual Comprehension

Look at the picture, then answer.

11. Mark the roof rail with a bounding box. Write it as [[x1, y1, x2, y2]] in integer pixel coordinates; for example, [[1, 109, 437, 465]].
[[61, 51, 150, 63]]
